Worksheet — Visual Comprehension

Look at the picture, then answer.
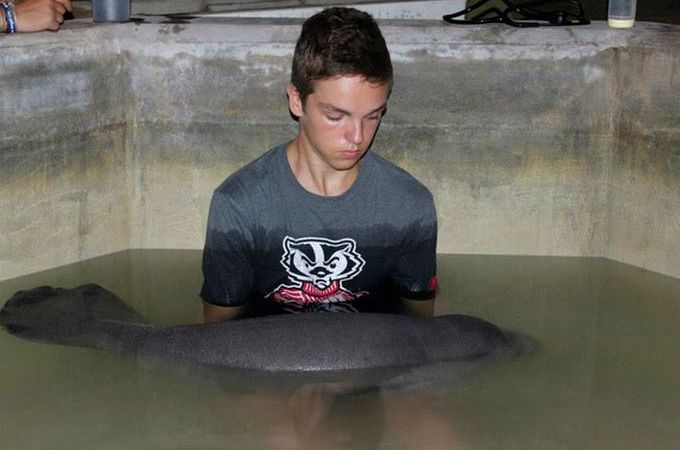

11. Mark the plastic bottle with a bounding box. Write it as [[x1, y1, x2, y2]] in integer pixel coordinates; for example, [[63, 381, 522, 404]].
[[608, 0, 637, 28]]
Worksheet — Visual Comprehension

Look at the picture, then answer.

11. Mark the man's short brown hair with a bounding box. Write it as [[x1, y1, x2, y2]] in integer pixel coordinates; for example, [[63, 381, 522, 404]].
[[291, 7, 393, 103]]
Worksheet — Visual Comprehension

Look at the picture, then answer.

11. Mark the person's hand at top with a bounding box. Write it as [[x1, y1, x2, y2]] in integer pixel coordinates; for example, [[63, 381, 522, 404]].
[[16, 0, 71, 32], [1, 0, 72, 33]]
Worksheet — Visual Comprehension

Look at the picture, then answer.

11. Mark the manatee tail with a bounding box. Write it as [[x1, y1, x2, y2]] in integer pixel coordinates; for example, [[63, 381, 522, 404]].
[[0, 284, 151, 351]]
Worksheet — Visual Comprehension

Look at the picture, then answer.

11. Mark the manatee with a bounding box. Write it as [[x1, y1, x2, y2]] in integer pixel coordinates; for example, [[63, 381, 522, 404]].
[[0, 284, 535, 391]]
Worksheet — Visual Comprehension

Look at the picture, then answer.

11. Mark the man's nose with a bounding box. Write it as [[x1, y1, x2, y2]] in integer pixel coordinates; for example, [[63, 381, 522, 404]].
[[345, 120, 364, 146]]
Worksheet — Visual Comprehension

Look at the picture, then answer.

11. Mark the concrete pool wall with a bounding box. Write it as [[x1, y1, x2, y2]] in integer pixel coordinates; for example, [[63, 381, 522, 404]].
[[0, 19, 678, 281]]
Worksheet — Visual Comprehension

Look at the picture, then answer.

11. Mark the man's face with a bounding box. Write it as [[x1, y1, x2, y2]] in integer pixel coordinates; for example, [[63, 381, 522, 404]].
[[288, 76, 390, 173]]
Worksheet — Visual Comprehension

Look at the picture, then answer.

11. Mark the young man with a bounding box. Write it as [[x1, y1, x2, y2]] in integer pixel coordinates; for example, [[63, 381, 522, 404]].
[[201, 7, 438, 323]]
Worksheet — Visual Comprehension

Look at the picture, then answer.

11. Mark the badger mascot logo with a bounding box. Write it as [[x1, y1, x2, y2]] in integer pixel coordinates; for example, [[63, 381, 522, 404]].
[[267, 236, 368, 313]]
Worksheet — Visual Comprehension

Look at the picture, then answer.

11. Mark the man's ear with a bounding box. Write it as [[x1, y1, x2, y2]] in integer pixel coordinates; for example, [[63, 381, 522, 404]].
[[287, 83, 304, 119]]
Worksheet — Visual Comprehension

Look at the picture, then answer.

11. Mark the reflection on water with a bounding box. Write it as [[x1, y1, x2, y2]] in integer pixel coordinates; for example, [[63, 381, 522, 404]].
[[1, 250, 679, 450]]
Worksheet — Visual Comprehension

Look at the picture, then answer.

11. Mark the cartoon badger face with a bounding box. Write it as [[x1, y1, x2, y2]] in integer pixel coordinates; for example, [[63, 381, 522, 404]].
[[280, 236, 366, 290]]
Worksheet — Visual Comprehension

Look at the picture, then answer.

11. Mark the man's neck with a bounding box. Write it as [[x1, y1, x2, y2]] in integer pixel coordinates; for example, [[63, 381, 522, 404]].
[[286, 141, 361, 197]]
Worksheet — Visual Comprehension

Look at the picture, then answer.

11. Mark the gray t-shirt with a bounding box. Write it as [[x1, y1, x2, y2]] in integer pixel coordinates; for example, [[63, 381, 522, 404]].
[[200, 144, 437, 315]]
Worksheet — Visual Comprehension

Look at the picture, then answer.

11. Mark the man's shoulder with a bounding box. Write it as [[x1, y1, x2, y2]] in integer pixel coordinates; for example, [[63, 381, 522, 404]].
[[214, 144, 285, 198], [368, 151, 434, 201]]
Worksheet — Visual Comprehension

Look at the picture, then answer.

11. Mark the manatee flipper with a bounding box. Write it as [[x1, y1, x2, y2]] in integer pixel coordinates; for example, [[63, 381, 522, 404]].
[[503, 330, 540, 358], [0, 284, 151, 351]]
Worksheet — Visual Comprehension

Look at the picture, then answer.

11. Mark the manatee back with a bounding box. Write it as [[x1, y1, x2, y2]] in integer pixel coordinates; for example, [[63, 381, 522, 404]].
[[140, 312, 432, 373]]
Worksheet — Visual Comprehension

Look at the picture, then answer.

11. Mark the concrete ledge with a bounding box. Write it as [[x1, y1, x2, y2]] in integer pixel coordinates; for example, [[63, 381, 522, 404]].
[[0, 18, 678, 280]]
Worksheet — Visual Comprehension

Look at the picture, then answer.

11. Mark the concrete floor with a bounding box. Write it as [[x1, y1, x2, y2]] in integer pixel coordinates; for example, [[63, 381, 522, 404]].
[[69, 0, 680, 24]]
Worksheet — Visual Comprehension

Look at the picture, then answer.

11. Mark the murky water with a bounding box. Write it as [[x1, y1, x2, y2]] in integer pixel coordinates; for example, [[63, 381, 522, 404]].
[[1, 250, 679, 450]]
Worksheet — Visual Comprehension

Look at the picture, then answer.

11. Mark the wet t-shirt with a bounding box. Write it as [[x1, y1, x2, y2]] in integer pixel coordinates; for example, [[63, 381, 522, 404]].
[[200, 143, 437, 315]]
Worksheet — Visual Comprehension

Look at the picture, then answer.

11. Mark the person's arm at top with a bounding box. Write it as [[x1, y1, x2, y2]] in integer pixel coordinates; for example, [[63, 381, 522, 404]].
[[0, 0, 72, 33], [203, 301, 244, 323]]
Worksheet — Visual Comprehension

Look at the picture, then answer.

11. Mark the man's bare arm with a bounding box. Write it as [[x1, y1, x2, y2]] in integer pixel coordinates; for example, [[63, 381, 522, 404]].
[[203, 301, 244, 323], [400, 298, 435, 318]]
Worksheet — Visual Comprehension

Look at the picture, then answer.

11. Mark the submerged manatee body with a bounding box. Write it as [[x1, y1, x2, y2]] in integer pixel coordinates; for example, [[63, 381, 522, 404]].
[[0, 284, 535, 390]]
